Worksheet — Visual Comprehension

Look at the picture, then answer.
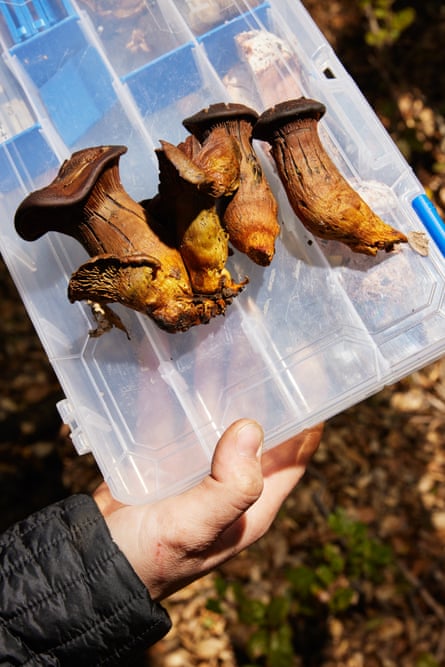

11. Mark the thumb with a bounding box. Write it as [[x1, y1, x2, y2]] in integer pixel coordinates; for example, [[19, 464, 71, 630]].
[[105, 420, 264, 600], [158, 419, 265, 550], [205, 418, 265, 518]]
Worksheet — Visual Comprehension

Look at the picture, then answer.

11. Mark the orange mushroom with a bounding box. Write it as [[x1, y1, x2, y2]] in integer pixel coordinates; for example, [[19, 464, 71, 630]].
[[15, 145, 234, 334], [253, 98, 407, 256], [183, 102, 280, 266]]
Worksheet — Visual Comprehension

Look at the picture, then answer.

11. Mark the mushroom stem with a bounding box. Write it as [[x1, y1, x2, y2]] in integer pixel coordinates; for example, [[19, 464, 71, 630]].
[[15, 146, 153, 257], [183, 102, 280, 266], [253, 97, 407, 256], [148, 135, 246, 298]]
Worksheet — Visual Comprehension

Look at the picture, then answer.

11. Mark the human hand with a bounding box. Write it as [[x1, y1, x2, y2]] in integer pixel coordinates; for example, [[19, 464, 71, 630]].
[[93, 419, 323, 601]]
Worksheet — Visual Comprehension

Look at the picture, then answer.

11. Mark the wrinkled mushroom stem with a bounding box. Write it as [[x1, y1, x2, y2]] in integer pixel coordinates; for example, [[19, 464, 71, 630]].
[[15, 145, 156, 257], [183, 102, 280, 266], [253, 97, 407, 256], [150, 137, 247, 299]]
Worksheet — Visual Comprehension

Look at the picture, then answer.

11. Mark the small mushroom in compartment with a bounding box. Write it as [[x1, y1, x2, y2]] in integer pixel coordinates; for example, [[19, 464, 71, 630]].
[[253, 97, 407, 256], [15, 145, 233, 334], [183, 102, 280, 266]]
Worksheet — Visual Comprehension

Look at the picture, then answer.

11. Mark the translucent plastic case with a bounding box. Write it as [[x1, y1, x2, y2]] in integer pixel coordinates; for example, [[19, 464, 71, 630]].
[[1, 0, 444, 503]]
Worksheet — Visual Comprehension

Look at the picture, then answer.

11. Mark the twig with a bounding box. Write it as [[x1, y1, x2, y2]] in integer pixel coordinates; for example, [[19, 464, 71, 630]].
[[397, 559, 445, 622]]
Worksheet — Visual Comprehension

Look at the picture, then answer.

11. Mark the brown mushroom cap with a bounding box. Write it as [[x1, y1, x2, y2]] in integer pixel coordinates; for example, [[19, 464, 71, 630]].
[[183, 103, 259, 142], [252, 98, 326, 142], [15, 145, 127, 241]]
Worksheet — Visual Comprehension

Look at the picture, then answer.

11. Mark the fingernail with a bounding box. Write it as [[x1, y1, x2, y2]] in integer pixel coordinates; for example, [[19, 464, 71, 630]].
[[236, 422, 263, 460]]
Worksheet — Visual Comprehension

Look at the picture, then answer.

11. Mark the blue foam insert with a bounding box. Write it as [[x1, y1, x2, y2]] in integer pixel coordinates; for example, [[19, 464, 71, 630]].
[[12, 17, 116, 145], [123, 42, 201, 116], [0, 124, 58, 193], [11, 16, 86, 86]]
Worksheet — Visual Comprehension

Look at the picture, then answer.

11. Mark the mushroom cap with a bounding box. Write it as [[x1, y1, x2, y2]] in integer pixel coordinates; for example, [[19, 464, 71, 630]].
[[253, 97, 326, 141], [15, 145, 127, 241], [183, 103, 259, 141]]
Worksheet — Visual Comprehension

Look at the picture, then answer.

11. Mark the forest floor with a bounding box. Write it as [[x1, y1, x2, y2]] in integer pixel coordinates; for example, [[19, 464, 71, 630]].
[[1, 1, 445, 665]]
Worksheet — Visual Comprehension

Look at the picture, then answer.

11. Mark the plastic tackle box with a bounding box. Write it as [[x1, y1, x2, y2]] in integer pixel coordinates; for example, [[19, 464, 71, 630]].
[[1, 0, 444, 504]]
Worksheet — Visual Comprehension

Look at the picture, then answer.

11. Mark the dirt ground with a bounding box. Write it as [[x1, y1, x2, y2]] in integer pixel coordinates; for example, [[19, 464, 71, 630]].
[[1, 1, 445, 665]]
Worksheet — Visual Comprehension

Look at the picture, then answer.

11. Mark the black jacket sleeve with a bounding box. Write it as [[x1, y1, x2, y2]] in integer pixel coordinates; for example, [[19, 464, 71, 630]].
[[0, 494, 171, 666]]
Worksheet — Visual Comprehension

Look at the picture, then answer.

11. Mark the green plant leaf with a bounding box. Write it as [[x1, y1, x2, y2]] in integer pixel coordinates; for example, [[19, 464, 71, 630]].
[[328, 586, 356, 613], [239, 597, 267, 626], [415, 653, 440, 667], [205, 597, 222, 614], [247, 627, 269, 660], [213, 574, 228, 598], [286, 565, 318, 599], [266, 595, 291, 627], [268, 624, 294, 667], [394, 8, 415, 32], [322, 543, 345, 575], [315, 563, 337, 587]]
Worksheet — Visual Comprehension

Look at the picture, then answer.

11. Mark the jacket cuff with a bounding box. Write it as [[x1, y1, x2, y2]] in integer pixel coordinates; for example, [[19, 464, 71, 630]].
[[0, 494, 171, 665]]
